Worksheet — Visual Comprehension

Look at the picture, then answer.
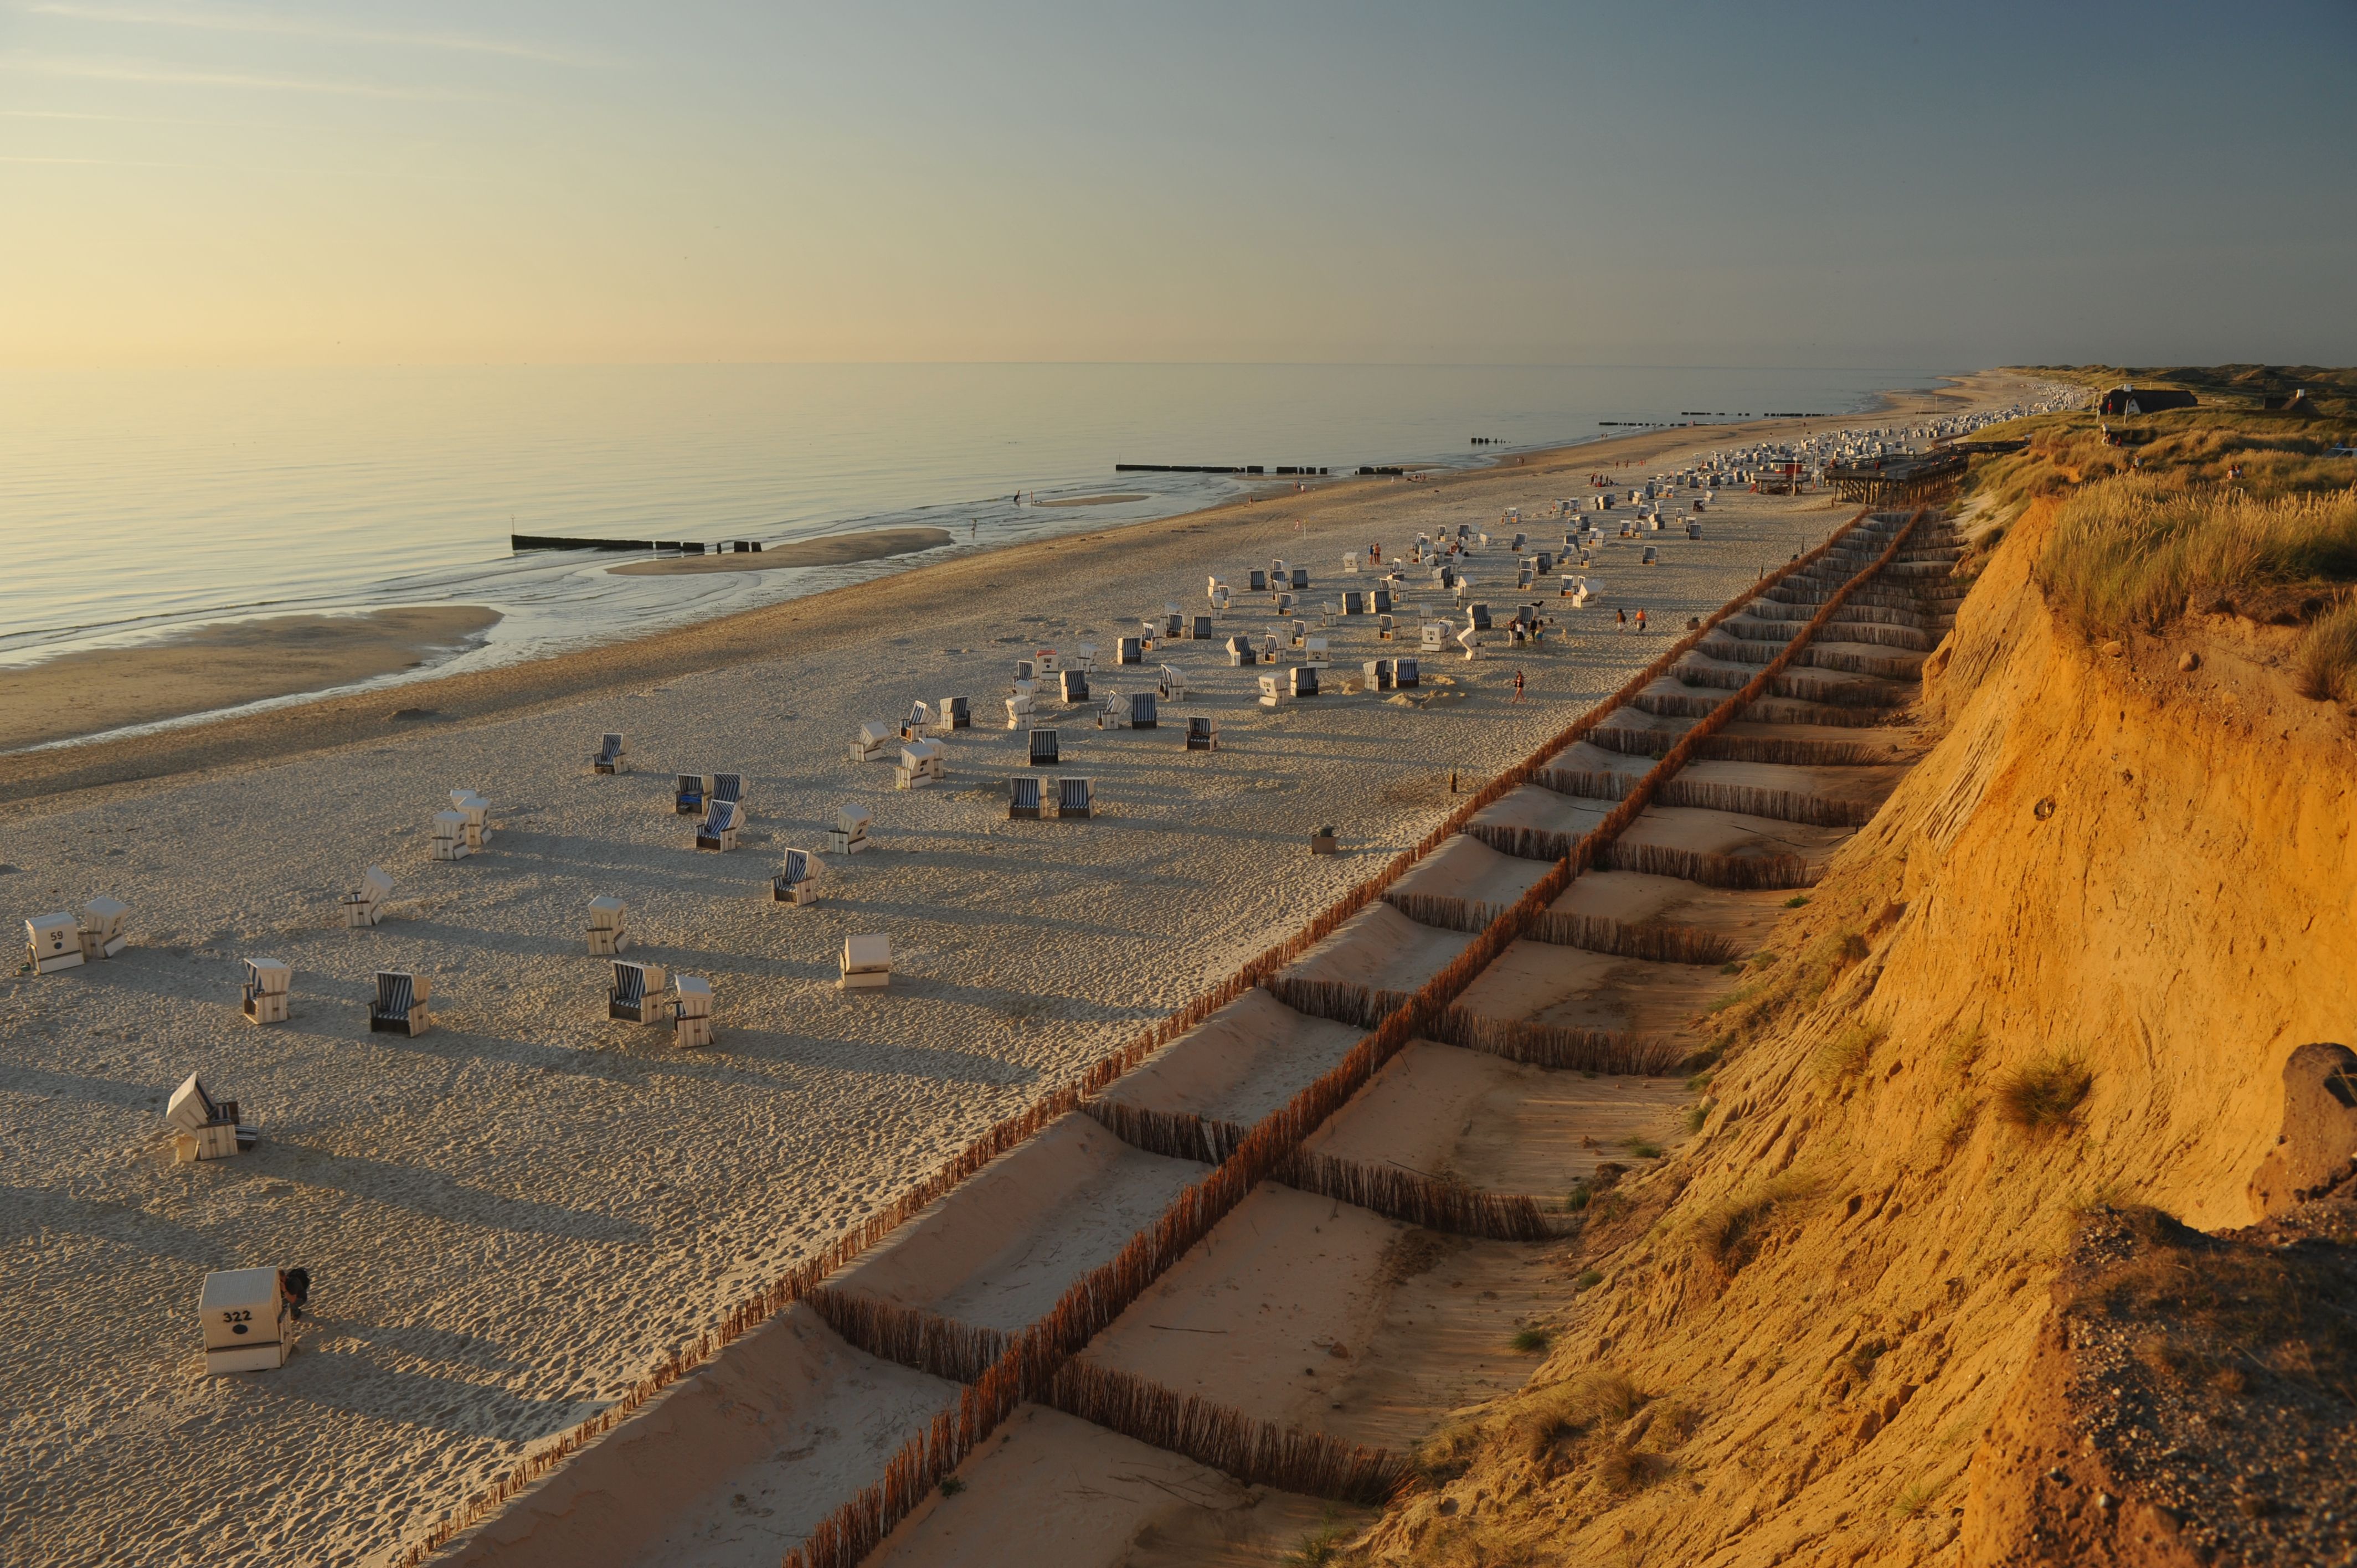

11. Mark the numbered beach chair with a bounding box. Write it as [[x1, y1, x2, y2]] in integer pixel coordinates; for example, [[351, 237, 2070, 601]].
[[369, 971, 430, 1036], [1303, 635, 1330, 666], [591, 733, 629, 774], [672, 974, 714, 1049], [1185, 715, 1218, 751], [1055, 777, 1095, 819], [240, 958, 292, 1024], [198, 1267, 295, 1375], [167, 1072, 255, 1162], [608, 960, 668, 1023], [1008, 775, 1044, 819], [25, 913, 80, 974], [851, 721, 893, 762], [1420, 622, 1446, 652], [826, 803, 872, 854], [340, 868, 393, 929], [1028, 727, 1060, 767], [1258, 674, 1285, 709], [774, 847, 819, 904], [839, 934, 891, 991]]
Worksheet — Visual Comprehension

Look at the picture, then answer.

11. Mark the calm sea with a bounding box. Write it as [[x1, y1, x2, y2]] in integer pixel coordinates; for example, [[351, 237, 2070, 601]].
[[0, 363, 1936, 672]]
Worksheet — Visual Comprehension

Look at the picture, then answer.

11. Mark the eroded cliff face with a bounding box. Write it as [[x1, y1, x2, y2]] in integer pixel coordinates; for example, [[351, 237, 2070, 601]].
[[1363, 499, 2357, 1567]]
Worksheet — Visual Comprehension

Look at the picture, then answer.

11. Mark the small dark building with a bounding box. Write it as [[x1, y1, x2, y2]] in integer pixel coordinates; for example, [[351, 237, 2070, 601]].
[[2099, 386, 2198, 416]]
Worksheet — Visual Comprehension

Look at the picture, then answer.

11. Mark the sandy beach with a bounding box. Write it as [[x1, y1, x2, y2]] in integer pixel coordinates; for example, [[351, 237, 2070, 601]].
[[0, 607, 500, 755], [0, 373, 2037, 1567]]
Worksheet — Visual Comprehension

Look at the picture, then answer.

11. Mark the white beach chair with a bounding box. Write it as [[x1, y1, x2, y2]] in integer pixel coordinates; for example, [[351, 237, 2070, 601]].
[[1226, 634, 1257, 667], [774, 847, 819, 904], [674, 773, 711, 814], [1005, 690, 1036, 728], [450, 790, 492, 846], [1376, 613, 1395, 641], [369, 971, 430, 1036], [240, 958, 292, 1024], [672, 974, 714, 1049], [1274, 591, 1295, 615], [1258, 631, 1280, 661], [839, 934, 891, 991], [199, 1268, 295, 1375], [1303, 635, 1331, 666], [1344, 552, 1359, 573], [1034, 648, 1061, 674], [1161, 605, 1184, 638], [939, 695, 972, 730], [901, 700, 932, 741], [826, 803, 872, 854], [1420, 622, 1446, 652], [1055, 776, 1095, 819], [168, 1072, 256, 1163], [1258, 673, 1284, 708], [608, 960, 668, 1023], [586, 896, 629, 956], [1016, 658, 1036, 683], [340, 867, 393, 929], [1074, 642, 1099, 672], [851, 721, 893, 762], [1060, 668, 1090, 703], [1157, 663, 1186, 700], [895, 740, 945, 789], [1098, 691, 1129, 730], [1457, 624, 1479, 660], [76, 897, 131, 960], [1290, 665, 1321, 698], [1394, 656, 1422, 689], [1363, 658, 1394, 692], [25, 913, 81, 974], [591, 733, 629, 775], [430, 809, 472, 862], [1186, 714, 1219, 751]]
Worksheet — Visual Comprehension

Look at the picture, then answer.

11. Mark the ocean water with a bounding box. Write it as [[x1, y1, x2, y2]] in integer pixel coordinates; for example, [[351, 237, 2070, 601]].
[[0, 363, 1935, 672]]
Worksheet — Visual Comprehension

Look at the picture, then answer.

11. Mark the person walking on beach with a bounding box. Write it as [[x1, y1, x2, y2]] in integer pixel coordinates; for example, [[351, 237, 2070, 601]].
[[1635, 608, 1648, 633], [1512, 668, 1526, 703]]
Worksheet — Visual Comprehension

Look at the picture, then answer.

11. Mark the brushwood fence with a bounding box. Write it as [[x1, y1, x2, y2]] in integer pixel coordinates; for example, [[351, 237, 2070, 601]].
[[399, 510, 1910, 1568], [1429, 1008, 1689, 1075], [807, 1292, 1012, 1386]]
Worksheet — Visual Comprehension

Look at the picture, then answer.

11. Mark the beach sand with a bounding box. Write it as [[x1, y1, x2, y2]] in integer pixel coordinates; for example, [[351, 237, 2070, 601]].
[[0, 373, 2037, 1567], [606, 527, 955, 576], [0, 606, 500, 754]]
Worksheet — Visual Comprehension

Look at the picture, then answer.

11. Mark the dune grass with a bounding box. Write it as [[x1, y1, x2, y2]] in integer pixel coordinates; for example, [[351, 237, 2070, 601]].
[[2039, 479, 2357, 635]]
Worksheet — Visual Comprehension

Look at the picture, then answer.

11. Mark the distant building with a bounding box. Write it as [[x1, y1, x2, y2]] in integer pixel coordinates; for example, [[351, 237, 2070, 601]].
[[2261, 389, 2309, 411], [2098, 385, 2198, 416]]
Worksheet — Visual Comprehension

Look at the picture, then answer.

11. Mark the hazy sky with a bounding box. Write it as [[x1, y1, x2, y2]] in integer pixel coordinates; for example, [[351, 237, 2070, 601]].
[[3, 1, 2351, 369]]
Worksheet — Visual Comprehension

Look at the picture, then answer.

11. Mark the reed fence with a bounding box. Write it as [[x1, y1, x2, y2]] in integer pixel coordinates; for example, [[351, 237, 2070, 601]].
[[807, 1291, 1012, 1385], [1518, 910, 1741, 965], [402, 511, 1908, 1568], [1429, 1007, 1689, 1075]]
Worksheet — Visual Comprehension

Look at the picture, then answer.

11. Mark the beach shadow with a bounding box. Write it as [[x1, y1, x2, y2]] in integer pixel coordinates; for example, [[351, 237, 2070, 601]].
[[273, 1345, 604, 1440], [0, 1061, 167, 1114], [716, 1027, 1043, 1089], [0, 1184, 229, 1267], [327, 1316, 531, 1374], [234, 1145, 647, 1244]]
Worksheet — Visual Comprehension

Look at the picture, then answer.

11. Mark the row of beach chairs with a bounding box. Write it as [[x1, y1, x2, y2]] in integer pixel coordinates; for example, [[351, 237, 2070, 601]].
[[1007, 776, 1095, 819], [23, 896, 132, 974]]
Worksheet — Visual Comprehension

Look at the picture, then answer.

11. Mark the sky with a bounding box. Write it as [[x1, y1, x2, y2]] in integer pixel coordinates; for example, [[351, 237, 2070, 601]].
[[2, 0, 2352, 370]]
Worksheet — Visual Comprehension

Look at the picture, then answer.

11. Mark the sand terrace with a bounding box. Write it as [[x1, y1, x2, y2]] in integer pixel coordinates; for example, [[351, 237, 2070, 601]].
[[402, 503, 1969, 1568], [0, 430, 1910, 1566]]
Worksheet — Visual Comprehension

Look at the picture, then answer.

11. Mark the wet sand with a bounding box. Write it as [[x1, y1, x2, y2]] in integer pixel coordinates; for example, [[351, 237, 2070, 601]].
[[0, 606, 499, 754], [606, 527, 955, 576], [1032, 493, 1147, 509]]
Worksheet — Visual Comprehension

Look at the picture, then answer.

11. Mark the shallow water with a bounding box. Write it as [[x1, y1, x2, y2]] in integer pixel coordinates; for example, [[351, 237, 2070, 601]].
[[0, 362, 1934, 668]]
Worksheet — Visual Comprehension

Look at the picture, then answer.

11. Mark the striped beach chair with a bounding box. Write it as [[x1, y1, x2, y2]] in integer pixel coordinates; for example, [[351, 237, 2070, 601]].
[[1008, 776, 1043, 819], [1028, 728, 1060, 767], [673, 773, 708, 814], [1186, 715, 1218, 751], [591, 733, 627, 774], [1056, 777, 1094, 819], [369, 971, 430, 1036], [608, 961, 668, 1023], [774, 847, 817, 904], [240, 958, 291, 1025], [1130, 692, 1158, 729], [696, 798, 741, 852]]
